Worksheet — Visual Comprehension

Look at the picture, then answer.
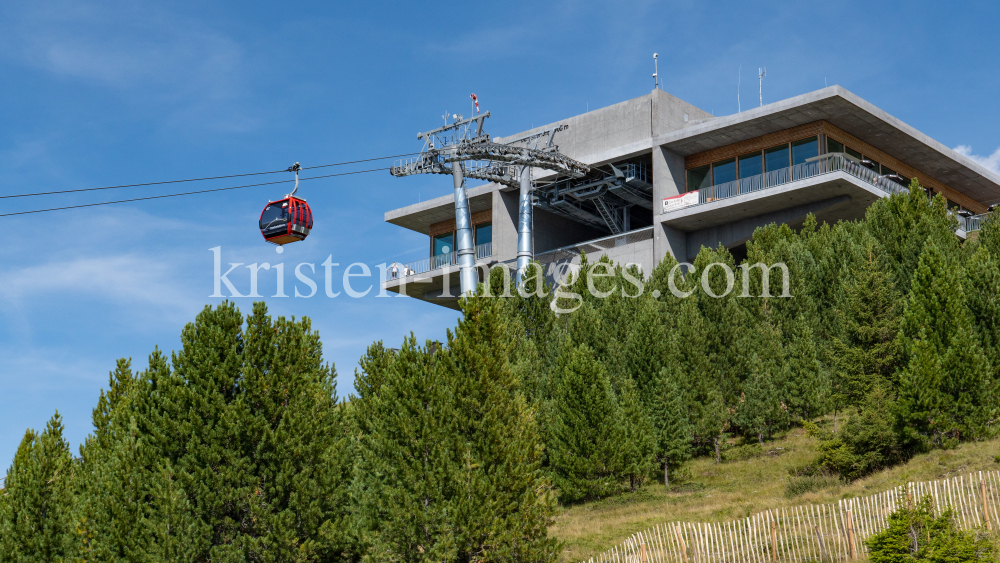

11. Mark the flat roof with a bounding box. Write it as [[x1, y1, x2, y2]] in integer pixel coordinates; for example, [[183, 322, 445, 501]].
[[384, 183, 493, 235], [657, 86, 1000, 206]]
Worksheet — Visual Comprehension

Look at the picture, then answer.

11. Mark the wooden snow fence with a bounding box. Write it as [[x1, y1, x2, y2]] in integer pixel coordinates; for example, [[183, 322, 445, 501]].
[[580, 471, 999, 563]]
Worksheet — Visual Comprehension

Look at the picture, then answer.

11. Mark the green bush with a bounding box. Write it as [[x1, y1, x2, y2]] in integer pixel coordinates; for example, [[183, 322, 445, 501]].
[[816, 388, 904, 481], [866, 497, 995, 563]]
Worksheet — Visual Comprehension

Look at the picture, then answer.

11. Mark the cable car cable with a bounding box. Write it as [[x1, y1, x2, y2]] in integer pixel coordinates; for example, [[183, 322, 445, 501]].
[[0, 167, 388, 218], [0, 153, 419, 200]]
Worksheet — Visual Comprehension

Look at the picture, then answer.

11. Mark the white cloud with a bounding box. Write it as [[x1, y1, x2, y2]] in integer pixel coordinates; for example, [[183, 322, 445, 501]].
[[953, 145, 1000, 174]]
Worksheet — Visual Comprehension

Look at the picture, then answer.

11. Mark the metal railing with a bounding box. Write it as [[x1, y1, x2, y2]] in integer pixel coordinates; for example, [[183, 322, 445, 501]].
[[675, 154, 995, 234], [955, 212, 990, 233], [693, 153, 911, 207], [385, 241, 493, 282]]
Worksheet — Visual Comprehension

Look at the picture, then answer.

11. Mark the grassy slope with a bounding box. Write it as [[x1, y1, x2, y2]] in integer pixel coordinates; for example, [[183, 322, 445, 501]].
[[549, 416, 1000, 563]]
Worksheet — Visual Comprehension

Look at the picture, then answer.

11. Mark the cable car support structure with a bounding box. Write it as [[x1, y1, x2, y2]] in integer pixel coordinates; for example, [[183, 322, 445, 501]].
[[390, 112, 589, 295]]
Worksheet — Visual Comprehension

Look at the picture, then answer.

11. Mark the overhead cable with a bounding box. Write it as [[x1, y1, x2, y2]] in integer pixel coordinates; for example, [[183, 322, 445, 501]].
[[0, 153, 419, 200], [0, 168, 388, 218]]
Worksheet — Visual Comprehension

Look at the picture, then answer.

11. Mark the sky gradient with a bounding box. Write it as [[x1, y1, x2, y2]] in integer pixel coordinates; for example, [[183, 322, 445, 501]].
[[2, 0, 999, 470]]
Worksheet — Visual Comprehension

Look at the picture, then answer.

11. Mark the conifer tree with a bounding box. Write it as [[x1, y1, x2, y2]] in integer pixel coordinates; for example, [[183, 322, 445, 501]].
[[864, 180, 959, 295], [548, 343, 621, 502], [783, 317, 827, 421], [236, 302, 354, 561], [648, 367, 691, 486], [733, 321, 789, 444], [351, 336, 462, 563], [977, 210, 1000, 260], [446, 294, 558, 563], [612, 377, 655, 492], [965, 246, 1000, 374], [0, 413, 75, 563], [830, 242, 904, 408], [896, 241, 994, 448]]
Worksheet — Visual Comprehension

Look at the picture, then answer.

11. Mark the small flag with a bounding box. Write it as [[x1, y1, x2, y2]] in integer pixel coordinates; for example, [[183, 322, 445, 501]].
[[471, 93, 479, 113]]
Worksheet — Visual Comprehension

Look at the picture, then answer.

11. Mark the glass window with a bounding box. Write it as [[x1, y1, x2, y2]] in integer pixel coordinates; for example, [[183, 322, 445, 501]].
[[433, 233, 454, 256], [765, 145, 790, 172], [947, 199, 960, 211], [474, 222, 492, 246], [687, 165, 710, 192], [791, 137, 819, 165], [259, 203, 288, 229], [846, 146, 863, 160], [827, 138, 844, 153], [712, 158, 737, 185], [738, 152, 763, 178], [881, 165, 897, 176]]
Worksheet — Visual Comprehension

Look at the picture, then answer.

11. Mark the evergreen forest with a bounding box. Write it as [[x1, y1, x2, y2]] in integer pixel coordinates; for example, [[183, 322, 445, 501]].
[[2, 182, 1000, 562]]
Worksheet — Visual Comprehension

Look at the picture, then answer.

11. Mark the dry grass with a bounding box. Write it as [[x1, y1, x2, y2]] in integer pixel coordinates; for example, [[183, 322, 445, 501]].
[[549, 416, 1000, 563]]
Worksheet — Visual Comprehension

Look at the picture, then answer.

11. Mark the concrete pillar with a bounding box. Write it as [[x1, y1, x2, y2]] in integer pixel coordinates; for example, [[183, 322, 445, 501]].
[[652, 145, 688, 264]]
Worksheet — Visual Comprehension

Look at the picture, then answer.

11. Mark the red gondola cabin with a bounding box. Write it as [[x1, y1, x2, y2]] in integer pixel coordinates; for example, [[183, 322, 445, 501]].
[[259, 196, 313, 245]]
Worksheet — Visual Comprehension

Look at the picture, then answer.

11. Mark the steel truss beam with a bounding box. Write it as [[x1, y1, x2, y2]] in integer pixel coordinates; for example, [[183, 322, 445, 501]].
[[390, 113, 588, 294]]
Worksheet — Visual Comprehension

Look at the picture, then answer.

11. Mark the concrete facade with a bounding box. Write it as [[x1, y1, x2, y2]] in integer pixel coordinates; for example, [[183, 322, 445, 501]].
[[382, 86, 1000, 309]]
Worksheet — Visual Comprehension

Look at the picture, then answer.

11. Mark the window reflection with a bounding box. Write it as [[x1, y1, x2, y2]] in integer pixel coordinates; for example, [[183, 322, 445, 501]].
[[765, 145, 790, 172], [738, 152, 763, 178], [713, 158, 737, 185], [687, 165, 711, 192], [433, 233, 453, 256], [791, 137, 818, 165]]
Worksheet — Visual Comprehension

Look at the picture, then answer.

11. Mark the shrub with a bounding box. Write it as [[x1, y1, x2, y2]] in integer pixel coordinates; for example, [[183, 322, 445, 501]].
[[816, 388, 904, 481], [865, 497, 995, 563]]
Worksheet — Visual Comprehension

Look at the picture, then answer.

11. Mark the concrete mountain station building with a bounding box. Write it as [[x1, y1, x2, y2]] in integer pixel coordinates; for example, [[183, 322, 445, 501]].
[[382, 86, 1000, 309]]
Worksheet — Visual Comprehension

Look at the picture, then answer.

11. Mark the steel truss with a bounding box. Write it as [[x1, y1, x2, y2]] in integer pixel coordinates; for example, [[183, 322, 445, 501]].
[[390, 112, 588, 294]]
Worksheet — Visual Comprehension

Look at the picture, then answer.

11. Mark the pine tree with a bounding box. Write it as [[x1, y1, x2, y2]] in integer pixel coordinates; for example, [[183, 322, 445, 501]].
[[830, 242, 904, 408], [548, 343, 621, 502], [0, 413, 75, 563], [648, 368, 691, 486], [445, 293, 558, 563], [235, 302, 354, 562], [612, 377, 655, 492], [965, 246, 1000, 376], [896, 241, 994, 449], [77, 302, 353, 562], [733, 321, 789, 445], [864, 180, 960, 295], [351, 336, 463, 563], [783, 317, 827, 422], [977, 210, 1000, 260]]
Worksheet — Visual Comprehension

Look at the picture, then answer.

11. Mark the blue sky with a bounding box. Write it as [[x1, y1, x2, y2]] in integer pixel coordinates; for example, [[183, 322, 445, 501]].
[[1, 0, 998, 469]]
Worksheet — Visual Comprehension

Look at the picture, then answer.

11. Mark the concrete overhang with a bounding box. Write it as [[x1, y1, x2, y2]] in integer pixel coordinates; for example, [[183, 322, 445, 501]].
[[659, 171, 885, 232], [384, 183, 494, 235], [657, 86, 1000, 206]]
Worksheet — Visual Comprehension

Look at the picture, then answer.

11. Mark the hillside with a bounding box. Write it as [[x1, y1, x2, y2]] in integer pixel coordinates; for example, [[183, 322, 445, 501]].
[[550, 415, 1000, 563]]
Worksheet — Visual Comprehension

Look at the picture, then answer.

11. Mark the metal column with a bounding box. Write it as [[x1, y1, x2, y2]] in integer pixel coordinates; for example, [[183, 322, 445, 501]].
[[452, 160, 477, 295], [515, 165, 533, 285]]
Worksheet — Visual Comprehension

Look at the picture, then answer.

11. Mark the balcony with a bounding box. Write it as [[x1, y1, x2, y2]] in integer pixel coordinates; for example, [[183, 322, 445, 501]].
[[385, 241, 493, 282], [662, 153, 991, 234]]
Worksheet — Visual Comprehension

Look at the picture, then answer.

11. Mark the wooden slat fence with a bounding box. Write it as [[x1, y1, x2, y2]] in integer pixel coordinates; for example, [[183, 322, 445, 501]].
[[582, 471, 999, 563]]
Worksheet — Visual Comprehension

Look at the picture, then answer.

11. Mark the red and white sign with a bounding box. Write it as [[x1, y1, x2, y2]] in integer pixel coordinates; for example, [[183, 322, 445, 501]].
[[662, 192, 699, 213]]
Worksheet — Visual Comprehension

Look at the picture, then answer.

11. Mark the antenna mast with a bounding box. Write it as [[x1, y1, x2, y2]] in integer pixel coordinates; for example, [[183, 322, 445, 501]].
[[653, 53, 659, 90], [758, 67, 766, 107]]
